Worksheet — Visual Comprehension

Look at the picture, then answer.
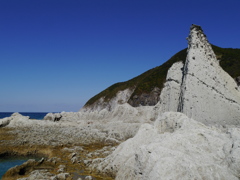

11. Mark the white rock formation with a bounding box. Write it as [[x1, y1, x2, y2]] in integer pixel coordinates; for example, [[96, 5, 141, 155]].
[[45, 103, 158, 124], [43, 26, 240, 127], [2, 24, 240, 180], [44, 88, 160, 123], [159, 24, 240, 125], [92, 112, 240, 180], [179, 25, 240, 125], [0, 112, 30, 127], [158, 61, 183, 113], [44, 112, 62, 121], [1, 110, 144, 146], [81, 88, 134, 112]]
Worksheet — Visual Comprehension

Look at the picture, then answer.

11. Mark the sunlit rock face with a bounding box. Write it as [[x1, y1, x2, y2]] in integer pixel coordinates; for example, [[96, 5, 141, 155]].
[[45, 25, 240, 126], [158, 61, 183, 113], [160, 24, 240, 125], [91, 112, 240, 180]]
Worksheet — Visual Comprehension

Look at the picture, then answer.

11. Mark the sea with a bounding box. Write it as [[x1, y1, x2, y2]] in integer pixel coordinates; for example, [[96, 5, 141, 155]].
[[0, 112, 48, 179], [0, 112, 48, 120]]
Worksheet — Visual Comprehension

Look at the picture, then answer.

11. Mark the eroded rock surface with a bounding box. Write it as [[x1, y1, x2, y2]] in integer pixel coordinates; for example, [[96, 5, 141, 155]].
[[91, 112, 240, 180], [159, 24, 240, 125], [179, 25, 240, 125], [2, 24, 240, 180]]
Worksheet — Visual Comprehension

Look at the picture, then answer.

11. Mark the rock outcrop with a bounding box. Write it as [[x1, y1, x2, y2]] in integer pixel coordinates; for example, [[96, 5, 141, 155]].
[[159, 24, 240, 125], [43, 112, 62, 121], [45, 25, 240, 127], [83, 45, 240, 112], [2, 24, 240, 180], [0, 113, 29, 127], [91, 112, 240, 179], [158, 61, 184, 113], [81, 89, 134, 113]]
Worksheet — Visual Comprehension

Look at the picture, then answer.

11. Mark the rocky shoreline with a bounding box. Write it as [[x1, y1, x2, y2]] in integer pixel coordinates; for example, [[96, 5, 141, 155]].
[[1, 111, 240, 180], [0, 113, 120, 180], [1, 25, 240, 180]]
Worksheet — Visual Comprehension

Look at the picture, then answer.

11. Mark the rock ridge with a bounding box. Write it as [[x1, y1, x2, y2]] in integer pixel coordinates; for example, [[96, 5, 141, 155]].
[[45, 24, 240, 126], [159, 24, 240, 125], [82, 25, 240, 112]]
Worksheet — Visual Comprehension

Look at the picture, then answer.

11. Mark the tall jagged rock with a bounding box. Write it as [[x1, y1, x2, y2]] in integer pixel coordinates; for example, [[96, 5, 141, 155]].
[[160, 24, 240, 125]]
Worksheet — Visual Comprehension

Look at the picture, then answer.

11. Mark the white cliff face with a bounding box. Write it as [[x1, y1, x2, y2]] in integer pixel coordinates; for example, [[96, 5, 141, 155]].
[[158, 61, 183, 112], [45, 88, 158, 123], [159, 25, 240, 126], [80, 89, 134, 113], [76, 24, 240, 126], [91, 112, 240, 180], [179, 25, 240, 125]]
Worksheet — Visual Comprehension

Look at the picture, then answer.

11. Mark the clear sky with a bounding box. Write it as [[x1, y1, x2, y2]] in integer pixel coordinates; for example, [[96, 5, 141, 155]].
[[1, 0, 240, 112]]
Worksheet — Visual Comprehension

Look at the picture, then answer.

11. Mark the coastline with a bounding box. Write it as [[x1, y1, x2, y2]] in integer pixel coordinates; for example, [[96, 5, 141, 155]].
[[2, 108, 240, 179], [0, 119, 116, 180]]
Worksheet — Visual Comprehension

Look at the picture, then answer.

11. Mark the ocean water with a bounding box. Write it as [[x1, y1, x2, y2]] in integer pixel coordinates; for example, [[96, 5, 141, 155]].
[[0, 112, 48, 120], [0, 112, 48, 179]]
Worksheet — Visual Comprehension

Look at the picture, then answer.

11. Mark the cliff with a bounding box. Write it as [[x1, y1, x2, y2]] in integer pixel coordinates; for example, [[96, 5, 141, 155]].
[[159, 24, 240, 125], [82, 30, 240, 113], [77, 24, 240, 126]]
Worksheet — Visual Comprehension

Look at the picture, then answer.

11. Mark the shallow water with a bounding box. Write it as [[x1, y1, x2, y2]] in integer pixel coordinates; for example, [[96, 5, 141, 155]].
[[0, 156, 39, 179], [0, 112, 49, 179]]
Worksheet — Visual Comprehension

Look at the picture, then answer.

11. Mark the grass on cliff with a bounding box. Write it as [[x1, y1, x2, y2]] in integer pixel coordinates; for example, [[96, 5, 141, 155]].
[[212, 45, 240, 78], [85, 45, 240, 107]]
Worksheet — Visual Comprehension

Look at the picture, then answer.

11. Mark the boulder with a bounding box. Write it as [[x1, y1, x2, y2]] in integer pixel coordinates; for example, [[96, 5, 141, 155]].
[[44, 113, 62, 122]]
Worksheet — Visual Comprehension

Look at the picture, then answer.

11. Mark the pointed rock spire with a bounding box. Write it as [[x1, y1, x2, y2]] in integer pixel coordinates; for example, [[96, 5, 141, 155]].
[[160, 24, 240, 125]]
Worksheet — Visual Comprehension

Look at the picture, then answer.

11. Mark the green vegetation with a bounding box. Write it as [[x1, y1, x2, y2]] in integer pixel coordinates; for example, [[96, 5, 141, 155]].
[[84, 49, 187, 107], [85, 45, 240, 107], [212, 45, 240, 78]]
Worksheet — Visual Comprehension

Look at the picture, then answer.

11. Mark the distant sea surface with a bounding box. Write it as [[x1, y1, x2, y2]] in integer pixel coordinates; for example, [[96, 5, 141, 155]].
[[0, 112, 49, 120]]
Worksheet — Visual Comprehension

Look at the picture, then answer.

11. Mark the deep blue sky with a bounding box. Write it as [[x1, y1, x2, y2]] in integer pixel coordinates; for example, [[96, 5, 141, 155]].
[[1, 0, 240, 112]]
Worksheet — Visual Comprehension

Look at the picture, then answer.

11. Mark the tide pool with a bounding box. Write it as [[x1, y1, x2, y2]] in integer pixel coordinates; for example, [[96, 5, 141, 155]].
[[0, 156, 38, 179]]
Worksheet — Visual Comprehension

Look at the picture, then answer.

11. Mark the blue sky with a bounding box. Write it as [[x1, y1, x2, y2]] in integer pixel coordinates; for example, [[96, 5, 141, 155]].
[[1, 0, 240, 112]]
